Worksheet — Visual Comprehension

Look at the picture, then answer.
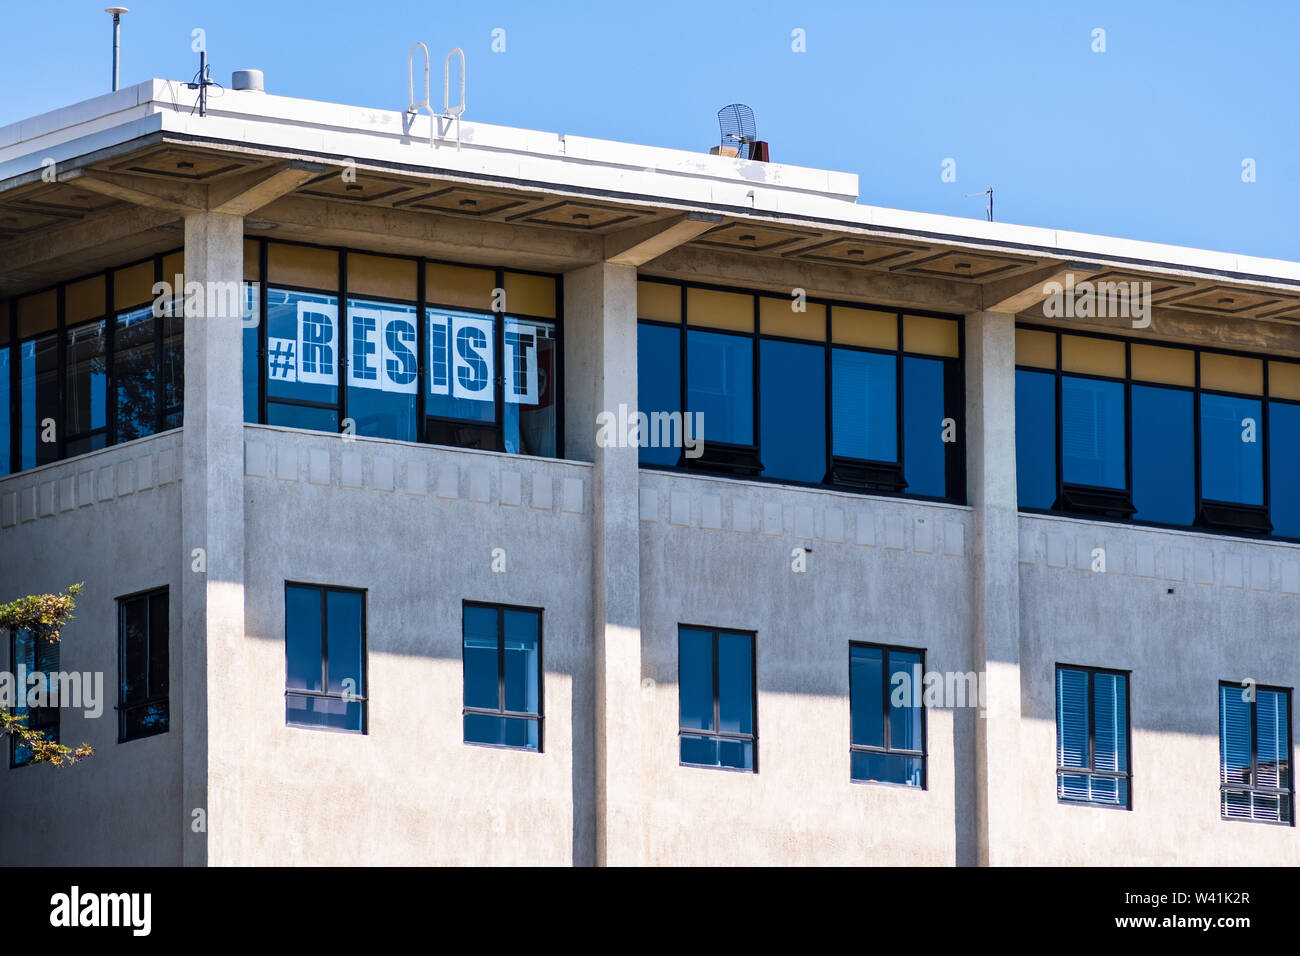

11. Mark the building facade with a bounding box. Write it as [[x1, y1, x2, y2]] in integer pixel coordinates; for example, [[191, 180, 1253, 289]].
[[0, 79, 1295, 865]]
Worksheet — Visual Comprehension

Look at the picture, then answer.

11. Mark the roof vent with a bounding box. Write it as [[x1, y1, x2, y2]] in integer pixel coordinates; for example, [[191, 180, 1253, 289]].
[[232, 69, 264, 92]]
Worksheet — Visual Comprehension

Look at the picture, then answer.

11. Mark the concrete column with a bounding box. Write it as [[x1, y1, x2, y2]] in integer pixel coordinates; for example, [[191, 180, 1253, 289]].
[[180, 212, 245, 866], [964, 310, 1022, 866], [564, 262, 644, 866]]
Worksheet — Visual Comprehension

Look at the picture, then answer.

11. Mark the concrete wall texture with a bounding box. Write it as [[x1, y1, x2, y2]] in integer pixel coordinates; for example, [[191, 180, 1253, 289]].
[[2, 220, 1298, 867]]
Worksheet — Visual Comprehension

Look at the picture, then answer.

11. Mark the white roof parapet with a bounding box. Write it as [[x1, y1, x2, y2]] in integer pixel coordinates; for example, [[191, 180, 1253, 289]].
[[2, 78, 1299, 289]]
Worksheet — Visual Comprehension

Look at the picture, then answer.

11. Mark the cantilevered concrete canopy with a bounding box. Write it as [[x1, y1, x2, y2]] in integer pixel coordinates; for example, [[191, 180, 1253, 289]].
[[3, 79, 1300, 352]]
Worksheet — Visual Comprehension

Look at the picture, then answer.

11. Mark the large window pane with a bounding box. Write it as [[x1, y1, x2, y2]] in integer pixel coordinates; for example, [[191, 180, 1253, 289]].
[[346, 299, 418, 442], [20, 334, 58, 469], [114, 307, 158, 442], [10, 628, 58, 767], [1061, 376, 1125, 489], [267, 289, 339, 409], [324, 590, 364, 697], [687, 329, 753, 446], [503, 318, 557, 457], [284, 585, 323, 693], [427, 309, 494, 423], [678, 627, 713, 732], [65, 320, 106, 443], [889, 650, 923, 752], [903, 356, 947, 497], [1270, 402, 1300, 537], [462, 605, 499, 711], [1132, 385, 1194, 525], [760, 339, 824, 483], [0, 346, 8, 473], [849, 645, 883, 748], [502, 609, 540, 715], [1201, 393, 1263, 505], [161, 312, 183, 429], [832, 348, 896, 462], [638, 323, 681, 466], [1015, 369, 1056, 509], [717, 631, 753, 736]]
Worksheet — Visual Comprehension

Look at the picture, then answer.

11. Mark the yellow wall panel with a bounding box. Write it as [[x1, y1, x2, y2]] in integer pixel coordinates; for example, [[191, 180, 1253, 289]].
[[638, 281, 680, 322], [904, 314, 959, 358], [1201, 352, 1262, 395], [1015, 328, 1056, 369], [1131, 344, 1194, 386], [1269, 361, 1300, 401], [349, 253, 417, 302], [66, 275, 106, 326], [114, 261, 155, 310], [686, 287, 753, 331], [17, 289, 56, 338], [268, 243, 338, 291], [426, 262, 496, 311], [759, 297, 825, 340], [1061, 334, 1124, 378], [505, 272, 557, 319], [832, 306, 896, 349]]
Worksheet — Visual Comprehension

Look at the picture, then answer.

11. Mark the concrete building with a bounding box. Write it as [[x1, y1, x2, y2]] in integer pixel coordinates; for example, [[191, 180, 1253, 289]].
[[0, 76, 1295, 866]]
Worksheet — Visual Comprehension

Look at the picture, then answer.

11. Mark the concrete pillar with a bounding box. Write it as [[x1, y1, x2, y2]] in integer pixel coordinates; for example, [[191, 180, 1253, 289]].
[[964, 310, 1022, 866], [180, 212, 245, 866], [564, 262, 644, 866]]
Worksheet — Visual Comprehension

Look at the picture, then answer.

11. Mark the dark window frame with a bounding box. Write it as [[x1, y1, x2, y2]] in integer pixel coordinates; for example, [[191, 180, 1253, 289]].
[[116, 585, 170, 743], [637, 276, 966, 504], [8, 625, 60, 768], [1055, 662, 1133, 810], [460, 600, 545, 752], [1017, 322, 1295, 541], [1218, 680, 1294, 827], [676, 624, 758, 773], [251, 238, 565, 460], [283, 581, 368, 735], [848, 641, 928, 789]]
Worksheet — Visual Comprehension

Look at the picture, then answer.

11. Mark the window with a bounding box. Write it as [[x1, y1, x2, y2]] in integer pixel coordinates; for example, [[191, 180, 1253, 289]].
[[849, 643, 926, 787], [462, 603, 542, 750], [1016, 327, 1295, 538], [1056, 665, 1130, 808], [3, 255, 193, 475], [284, 584, 366, 733], [247, 243, 561, 457], [1220, 682, 1292, 824], [9, 627, 59, 768], [678, 626, 756, 771], [117, 588, 169, 742], [637, 280, 964, 501]]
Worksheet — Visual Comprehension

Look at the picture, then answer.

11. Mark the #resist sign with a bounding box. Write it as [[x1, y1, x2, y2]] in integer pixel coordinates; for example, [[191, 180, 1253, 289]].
[[269, 303, 546, 404]]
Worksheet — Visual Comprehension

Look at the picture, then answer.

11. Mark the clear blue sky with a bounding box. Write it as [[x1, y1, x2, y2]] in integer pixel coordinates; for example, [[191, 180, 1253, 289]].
[[2, 0, 1296, 259]]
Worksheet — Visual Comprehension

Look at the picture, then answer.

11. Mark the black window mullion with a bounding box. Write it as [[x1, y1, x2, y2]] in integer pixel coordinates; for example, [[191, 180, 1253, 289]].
[[1123, 342, 1133, 495], [55, 284, 66, 460], [258, 238, 269, 425], [751, 296, 760, 456], [105, 271, 117, 446], [416, 257, 427, 439], [8, 297, 17, 473], [1193, 351, 1203, 517], [894, 313, 904, 471], [494, 268, 505, 448], [337, 250, 348, 433], [1263, 360, 1272, 526], [153, 254, 165, 433]]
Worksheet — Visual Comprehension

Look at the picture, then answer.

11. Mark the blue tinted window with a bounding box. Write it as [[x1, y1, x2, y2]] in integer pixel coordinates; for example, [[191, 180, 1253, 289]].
[[284, 585, 365, 733], [832, 348, 896, 462], [903, 356, 947, 497], [346, 299, 418, 442], [760, 339, 824, 483], [1270, 402, 1300, 538], [851, 644, 925, 787], [10, 628, 59, 767], [243, 284, 260, 423], [427, 309, 495, 424], [267, 289, 339, 409], [1201, 393, 1263, 505], [1015, 369, 1056, 509], [118, 589, 169, 742], [1131, 385, 1194, 525], [1061, 376, 1125, 489], [0, 346, 10, 474], [678, 628, 755, 771], [1220, 684, 1292, 823], [463, 604, 542, 751], [638, 323, 681, 466], [114, 307, 158, 442], [1056, 666, 1129, 807], [267, 402, 338, 432], [66, 320, 106, 443], [502, 318, 558, 457], [21, 335, 59, 469], [687, 330, 753, 446]]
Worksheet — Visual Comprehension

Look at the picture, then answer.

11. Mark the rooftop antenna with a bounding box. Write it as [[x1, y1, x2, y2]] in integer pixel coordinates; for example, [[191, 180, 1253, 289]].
[[105, 6, 128, 91], [717, 103, 757, 159], [186, 47, 217, 116], [966, 186, 994, 222]]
